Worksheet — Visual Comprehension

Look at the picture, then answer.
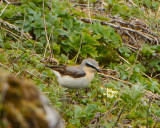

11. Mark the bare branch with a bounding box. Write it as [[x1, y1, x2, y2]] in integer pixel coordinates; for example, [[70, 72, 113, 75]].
[[118, 55, 132, 65], [11, 51, 26, 64], [128, 0, 137, 7], [0, 0, 10, 17], [81, 18, 159, 44], [0, 19, 32, 40], [99, 72, 134, 86]]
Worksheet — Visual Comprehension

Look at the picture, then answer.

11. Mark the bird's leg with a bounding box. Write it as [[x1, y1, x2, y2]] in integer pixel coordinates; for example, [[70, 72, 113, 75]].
[[85, 87, 90, 94], [76, 89, 79, 96]]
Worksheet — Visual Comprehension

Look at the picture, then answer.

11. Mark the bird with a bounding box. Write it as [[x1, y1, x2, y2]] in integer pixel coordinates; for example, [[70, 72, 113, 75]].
[[45, 58, 101, 89]]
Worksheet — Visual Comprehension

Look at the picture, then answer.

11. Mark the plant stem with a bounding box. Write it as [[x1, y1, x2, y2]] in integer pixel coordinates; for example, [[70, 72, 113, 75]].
[[147, 99, 152, 128], [113, 104, 125, 127]]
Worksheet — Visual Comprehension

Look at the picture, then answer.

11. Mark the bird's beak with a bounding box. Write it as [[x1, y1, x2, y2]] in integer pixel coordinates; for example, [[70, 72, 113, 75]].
[[95, 67, 102, 73]]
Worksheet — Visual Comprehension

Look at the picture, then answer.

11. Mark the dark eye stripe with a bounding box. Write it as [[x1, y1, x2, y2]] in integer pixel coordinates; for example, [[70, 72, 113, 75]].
[[86, 62, 96, 69], [86, 62, 101, 72]]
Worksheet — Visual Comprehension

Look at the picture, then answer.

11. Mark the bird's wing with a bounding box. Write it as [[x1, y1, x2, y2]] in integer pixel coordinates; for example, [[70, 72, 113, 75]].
[[66, 66, 86, 78], [45, 65, 86, 78], [45, 65, 67, 74]]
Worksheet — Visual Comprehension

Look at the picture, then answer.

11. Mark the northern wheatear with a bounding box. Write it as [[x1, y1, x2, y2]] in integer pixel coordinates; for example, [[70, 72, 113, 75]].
[[45, 58, 101, 89]]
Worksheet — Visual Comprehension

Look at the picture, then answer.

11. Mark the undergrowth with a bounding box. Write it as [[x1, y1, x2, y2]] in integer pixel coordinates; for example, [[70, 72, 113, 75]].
[[0, 0, 160, 127]]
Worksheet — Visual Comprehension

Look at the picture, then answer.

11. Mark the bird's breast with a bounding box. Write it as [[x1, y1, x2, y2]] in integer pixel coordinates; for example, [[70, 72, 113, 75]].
[[85, 71, 95, 84], [52, 72, 94, 89]]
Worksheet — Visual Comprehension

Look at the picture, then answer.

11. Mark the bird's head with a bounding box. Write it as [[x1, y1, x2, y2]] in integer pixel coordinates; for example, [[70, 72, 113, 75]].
[[81, 58, 101, 73]]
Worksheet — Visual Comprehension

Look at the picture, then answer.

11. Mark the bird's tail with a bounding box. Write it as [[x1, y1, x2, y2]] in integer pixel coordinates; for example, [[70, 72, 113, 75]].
[[45, 65, 65, 69]]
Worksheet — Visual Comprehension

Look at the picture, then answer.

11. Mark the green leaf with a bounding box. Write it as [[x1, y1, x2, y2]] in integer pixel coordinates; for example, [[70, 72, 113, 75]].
[[81, 45, 97, 58], [34, 28, 44, 38], [28, 2, 37, 9], [38, 84, 47, 91], [82, 33, 99, 45], [62, 18, 73, 29], [121, 85, 144, 109], [4, 9, 14, 18], [92, 34, 101, 40], [141, 43, 155, 56], [31, 19, 44, 28], [57, 29, 69, 36], [119, 47, 131, 53]]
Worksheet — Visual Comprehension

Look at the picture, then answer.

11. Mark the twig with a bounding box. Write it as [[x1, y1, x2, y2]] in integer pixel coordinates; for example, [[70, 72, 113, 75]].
[[153, 74, 160, 78], [155, 4, 160, 20], [0, 26, 25, 41], [123, 30, 137, 44], [153, 119, 159, 128], [11, 51, 26, 64], [34, 69, 49, 78], [9, 43, 44, 61], [48, 26, 54, 58], [107, 19, 158, 37], [24, 70, 37, 78], [0, 0, 10, 17], [80, 18, 158, 44], [95, 98, 120, 127], [122, 44, 142, 57], [118, 55, 131, 65], [9, 2, 22, 5], [87, 0, 92, 23], [42, 0, 51, 58], [22, 69, 50, 85], [55, 101, 75, 128], [75, 33, 83, 64], [141, 71, 152, 79], [15, 71, 22, 77], [0, 62, 11, 70], [128, 46, 141, 80], [48, 0, 54, 59], [74, 4, 88, 7], [0, 4, 8, 17], [113, 104, 126, 127], [0, 19, 32, 40], [98, 72, 134, 86], [7, 50, 15, 61], [74, 3, 106, 12], [128, 0, 137, 7], [3, 0, 10, 4], [144, 90, 160, 101], [123, 43, 139, 50], [60, 102, 74, 117], [95, 107, 118, 128], [20, 11, 26, 42]]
